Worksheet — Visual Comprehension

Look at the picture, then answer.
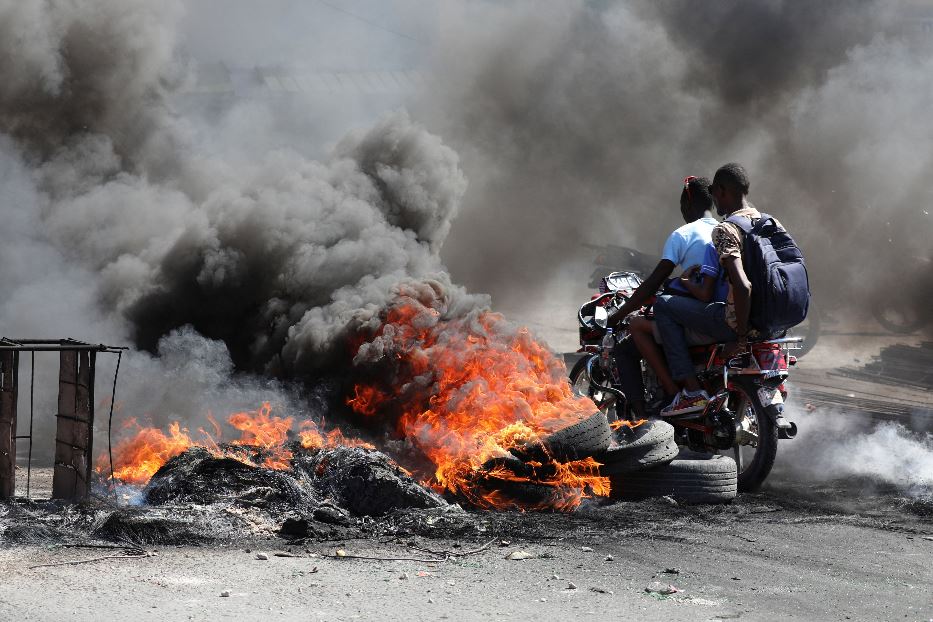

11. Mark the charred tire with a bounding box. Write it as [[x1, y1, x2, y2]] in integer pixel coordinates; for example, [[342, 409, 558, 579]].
[[541, 411, 612, 461], [731, 384, 779, 494], [469, 473, 569, 511], [610, 455, 737, 504], [597, 436, 679, 475], [594, 420, 677, 475], [608, 419, 674, 451]]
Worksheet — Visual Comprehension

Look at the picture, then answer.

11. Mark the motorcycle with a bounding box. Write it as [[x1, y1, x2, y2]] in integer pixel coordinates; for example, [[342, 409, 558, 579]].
[[569, 271, 802, 492], [584, 243, 820, 356]]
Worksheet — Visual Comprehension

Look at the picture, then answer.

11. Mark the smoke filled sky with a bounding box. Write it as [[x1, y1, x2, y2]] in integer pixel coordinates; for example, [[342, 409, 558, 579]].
[[0, 0, 932, 457], [417, 1, 933, 310], [177, 0, 933, 313]]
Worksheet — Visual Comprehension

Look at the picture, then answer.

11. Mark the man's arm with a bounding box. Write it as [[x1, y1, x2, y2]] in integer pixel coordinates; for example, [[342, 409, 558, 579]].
[[723, 256, 752, 340], [681, 270, 716, 302], [609, 259, 676, 324]]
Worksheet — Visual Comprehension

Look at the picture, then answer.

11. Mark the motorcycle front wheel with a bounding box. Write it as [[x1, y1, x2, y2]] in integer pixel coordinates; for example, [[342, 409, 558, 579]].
[[730, 383, 779, 493], [568, 355, 623, 416]]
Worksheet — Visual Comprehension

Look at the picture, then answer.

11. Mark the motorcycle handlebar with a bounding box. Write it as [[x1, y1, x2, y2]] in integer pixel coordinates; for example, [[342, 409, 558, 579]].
[[578, 292, 618, 329], [578, 291, 632, 330]]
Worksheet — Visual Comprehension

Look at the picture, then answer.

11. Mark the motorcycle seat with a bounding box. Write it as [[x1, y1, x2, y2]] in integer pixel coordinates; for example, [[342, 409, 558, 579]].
[[650, 322, 717, 347]]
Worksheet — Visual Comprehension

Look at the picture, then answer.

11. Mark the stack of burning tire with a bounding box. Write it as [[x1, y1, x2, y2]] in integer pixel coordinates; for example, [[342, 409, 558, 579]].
[[470, 411, 616, 509], [474, 414, 737, 507], [595, 420, 738, 504]]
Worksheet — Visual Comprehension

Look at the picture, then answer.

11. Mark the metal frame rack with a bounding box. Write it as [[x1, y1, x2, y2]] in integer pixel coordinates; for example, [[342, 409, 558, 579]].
[[0, 339, 126, 502]]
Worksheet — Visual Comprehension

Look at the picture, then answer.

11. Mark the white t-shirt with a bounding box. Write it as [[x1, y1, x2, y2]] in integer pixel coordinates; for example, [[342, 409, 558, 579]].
[[661, 216, 718, 271]]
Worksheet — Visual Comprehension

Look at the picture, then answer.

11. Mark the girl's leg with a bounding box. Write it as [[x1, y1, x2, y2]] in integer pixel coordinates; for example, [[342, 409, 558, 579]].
[[630, 316, 679, 396]]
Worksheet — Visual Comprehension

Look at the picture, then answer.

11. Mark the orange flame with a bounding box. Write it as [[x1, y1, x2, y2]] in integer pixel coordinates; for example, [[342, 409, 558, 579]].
[[101, 294, 611, 512], [100, 402, 345, 483], [106, 419, 197, 484], [610, 419, 647, 431], [347, 299, 608, 510]]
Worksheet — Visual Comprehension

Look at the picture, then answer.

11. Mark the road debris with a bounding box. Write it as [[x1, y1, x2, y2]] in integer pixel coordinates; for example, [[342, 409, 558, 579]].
[[645, 581, 681, 595], [255, 553, 269, 560], [29, 547, 150, 569], [505, 550, 533, 560]]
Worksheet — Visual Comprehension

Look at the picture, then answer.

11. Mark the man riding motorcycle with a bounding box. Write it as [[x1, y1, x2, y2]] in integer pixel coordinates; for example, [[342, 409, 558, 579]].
[[656, 162, 808, 416]]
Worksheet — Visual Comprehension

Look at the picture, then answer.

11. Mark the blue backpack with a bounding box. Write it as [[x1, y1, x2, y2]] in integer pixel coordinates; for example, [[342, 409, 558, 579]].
[[726, 213, 810, 335]]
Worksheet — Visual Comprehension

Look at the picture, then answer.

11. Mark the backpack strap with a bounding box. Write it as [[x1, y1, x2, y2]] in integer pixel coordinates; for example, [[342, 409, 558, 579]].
[[725, 213, 754, 233], [726, 212, 774, 232]]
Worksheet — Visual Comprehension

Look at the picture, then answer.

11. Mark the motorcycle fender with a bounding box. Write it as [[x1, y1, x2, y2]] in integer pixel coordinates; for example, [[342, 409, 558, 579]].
[[731, 377, 784, 427], [757, 386, 783, 407]]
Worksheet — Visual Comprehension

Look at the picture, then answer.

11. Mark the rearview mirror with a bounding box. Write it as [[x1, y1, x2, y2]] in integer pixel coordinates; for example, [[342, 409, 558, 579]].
[[594, 306, 608, 328]]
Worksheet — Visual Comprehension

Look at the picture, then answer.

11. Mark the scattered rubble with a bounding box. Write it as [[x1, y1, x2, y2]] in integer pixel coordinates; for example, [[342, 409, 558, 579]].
[[836, 342, 933, 391], [645, 581, 681, 595], [505, 550, 533, 560]]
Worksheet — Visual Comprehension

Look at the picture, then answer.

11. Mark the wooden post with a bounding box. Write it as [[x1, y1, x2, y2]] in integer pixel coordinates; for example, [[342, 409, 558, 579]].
[[52, 349, 95, 501], [0, 351, 18, 499]]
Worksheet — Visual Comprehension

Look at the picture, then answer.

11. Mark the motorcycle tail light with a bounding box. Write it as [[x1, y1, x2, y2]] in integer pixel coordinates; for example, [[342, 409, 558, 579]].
[[754, 345, 785, 370]]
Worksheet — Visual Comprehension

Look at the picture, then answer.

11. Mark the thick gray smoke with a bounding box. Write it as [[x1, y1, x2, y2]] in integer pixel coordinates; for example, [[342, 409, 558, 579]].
[[774, 405, 933, 499], [0, 1, 480, 459], [422, 1, 933, 323], [2, 1, 931, 468]]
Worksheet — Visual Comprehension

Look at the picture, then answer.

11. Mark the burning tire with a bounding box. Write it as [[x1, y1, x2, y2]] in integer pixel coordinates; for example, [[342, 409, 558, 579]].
[[610, 454, 737, 504], [597, 437, 679, 475], [609, 419, 674, 450], [469, 472, 576, 510], [595, 420, 678, 475], [541, 411, 613, 460]]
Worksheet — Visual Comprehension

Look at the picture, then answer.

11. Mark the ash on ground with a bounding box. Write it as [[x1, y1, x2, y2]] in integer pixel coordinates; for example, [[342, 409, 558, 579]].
[[0, 445, 930, 549], [1, 446, 462, 546]]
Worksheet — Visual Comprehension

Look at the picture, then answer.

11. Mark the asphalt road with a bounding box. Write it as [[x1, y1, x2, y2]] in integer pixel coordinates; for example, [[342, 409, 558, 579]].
[[0, 482, 930, 622]]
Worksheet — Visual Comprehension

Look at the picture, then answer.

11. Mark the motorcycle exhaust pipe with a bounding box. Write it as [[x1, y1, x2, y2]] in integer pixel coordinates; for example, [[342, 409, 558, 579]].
[[778, 421, 797, 439]]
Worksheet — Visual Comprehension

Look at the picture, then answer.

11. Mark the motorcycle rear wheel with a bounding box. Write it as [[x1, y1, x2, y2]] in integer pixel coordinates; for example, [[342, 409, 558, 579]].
[[730, 384, 779, 493]]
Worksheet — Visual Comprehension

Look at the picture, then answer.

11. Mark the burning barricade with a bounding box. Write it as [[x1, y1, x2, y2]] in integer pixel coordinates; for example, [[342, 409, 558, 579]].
[[96, 285, 737, 536], [101, 289, 617, 519]]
